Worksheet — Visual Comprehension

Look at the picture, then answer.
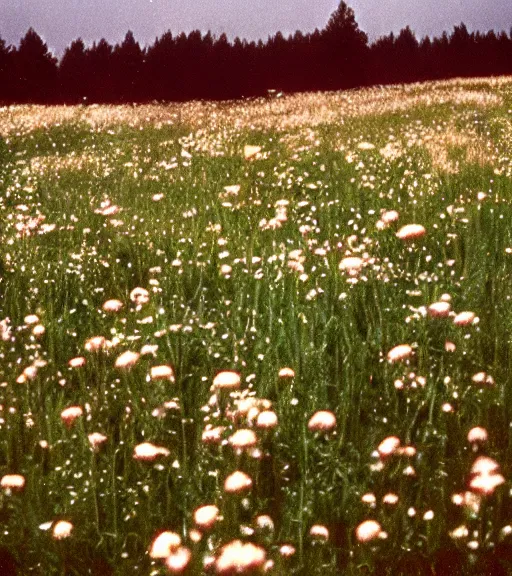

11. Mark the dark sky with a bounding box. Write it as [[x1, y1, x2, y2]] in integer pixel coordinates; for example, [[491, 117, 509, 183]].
[[1, 0, 512, 56]]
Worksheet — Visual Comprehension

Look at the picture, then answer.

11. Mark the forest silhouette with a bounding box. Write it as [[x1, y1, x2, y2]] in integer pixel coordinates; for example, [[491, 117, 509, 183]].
[[1, 1, 512, 104]]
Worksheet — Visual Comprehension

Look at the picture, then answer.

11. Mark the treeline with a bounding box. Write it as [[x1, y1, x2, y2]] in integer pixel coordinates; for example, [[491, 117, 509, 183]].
[[1, 1, 512, 104]]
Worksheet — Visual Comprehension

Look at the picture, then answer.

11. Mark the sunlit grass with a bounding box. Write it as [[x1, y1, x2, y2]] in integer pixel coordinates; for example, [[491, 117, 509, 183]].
[[1, 77, 512, 574]]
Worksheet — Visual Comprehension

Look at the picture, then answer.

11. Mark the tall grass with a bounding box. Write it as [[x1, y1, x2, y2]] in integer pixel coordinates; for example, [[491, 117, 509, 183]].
[[1, 77, 512, 574]]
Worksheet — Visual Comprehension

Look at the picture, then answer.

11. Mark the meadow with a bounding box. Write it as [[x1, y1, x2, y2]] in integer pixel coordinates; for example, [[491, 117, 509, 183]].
[[1, 77, 512, 574]]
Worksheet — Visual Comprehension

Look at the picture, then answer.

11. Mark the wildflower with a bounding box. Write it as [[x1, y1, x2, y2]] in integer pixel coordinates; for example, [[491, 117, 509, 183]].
[[115, 350, 140, 369], [32, 324, 45, 337], [85, 336, 107, 352], [60, 406, 83, 428], [471, 456, 500, 476], [467, 427, 488, 445], [52, 520, 73, 540], [428, 301, 451, 318], [102, 299, 123, 313], [215, 540, 266, 574], [308, 410, 336, 432], [130, 287, 149, 306], [212, 371, 241, 390], [149, 531, 181, 558], [471, 372, 494, 386], [381, 209, 399, 224], [469, 456, 505, 495], [255, 515, 274, 532], [278, 367, 295, 378], [453, 311, 476, 326], [194, 505, 219, 530], [378, 436, 401, 457], [445, 341, 456, 352], [382, 493, 399, 505], [256, 410, 278, 429], [202, 426, 225, 445], [133, 442, 170, 461], [309, 525, 329, 540], [387, 344, 413, 362], [68, 357, 86, 368], [244, 145, 261, 160], [339, 256, 364, 275], [166, 547, 192, 573], [1, 474, 25, 491], [355, 520, 382, 543], [228, 429, 258, 450], [396, 224, 426, 240], [279, 544, 296, 557], [150, 365, 175, 381], [361, 493, 377, 506], [224, 471, 252, 493], [24, 314, 39, 325], [189, 529, 202, 543], [88, 432, 107, 451], [470, 472, 505, 495]]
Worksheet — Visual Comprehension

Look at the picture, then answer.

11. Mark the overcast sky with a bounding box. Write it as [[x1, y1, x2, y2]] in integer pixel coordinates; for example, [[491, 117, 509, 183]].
[[1, 0, 512, 57]]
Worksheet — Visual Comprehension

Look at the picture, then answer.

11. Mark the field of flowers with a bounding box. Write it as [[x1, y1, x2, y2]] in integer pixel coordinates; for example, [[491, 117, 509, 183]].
[[2, 77, 512, 574]]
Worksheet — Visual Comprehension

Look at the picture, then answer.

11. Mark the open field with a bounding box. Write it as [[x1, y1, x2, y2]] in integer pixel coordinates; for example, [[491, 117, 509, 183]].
[[2, 77, 512, 574]]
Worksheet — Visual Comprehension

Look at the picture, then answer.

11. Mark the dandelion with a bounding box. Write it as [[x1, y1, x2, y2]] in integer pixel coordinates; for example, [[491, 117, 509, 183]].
[[396, 224, 426, 240], [387, 344, 413, 362], [166, 547, 192, 573], [60, 406, 83, 428], [308, 410, 336, 432], [149, 531, 181, 558], [355, 520, 382, 543], [115, 350, 140, 369], [150, 365, 175, 381], [1, 474, 25, 491], [212, 371, 241, 390], [194, 505, 219, 530], [133, 442, 170, 461], [52, 520, 73, 540], [102, 299, 123, 313], [215, 540, 266, 574], [224, 471, 252, 493]]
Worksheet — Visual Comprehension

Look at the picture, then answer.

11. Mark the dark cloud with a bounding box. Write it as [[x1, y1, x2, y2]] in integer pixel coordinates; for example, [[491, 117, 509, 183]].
[[0, 0, 511, 56]]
